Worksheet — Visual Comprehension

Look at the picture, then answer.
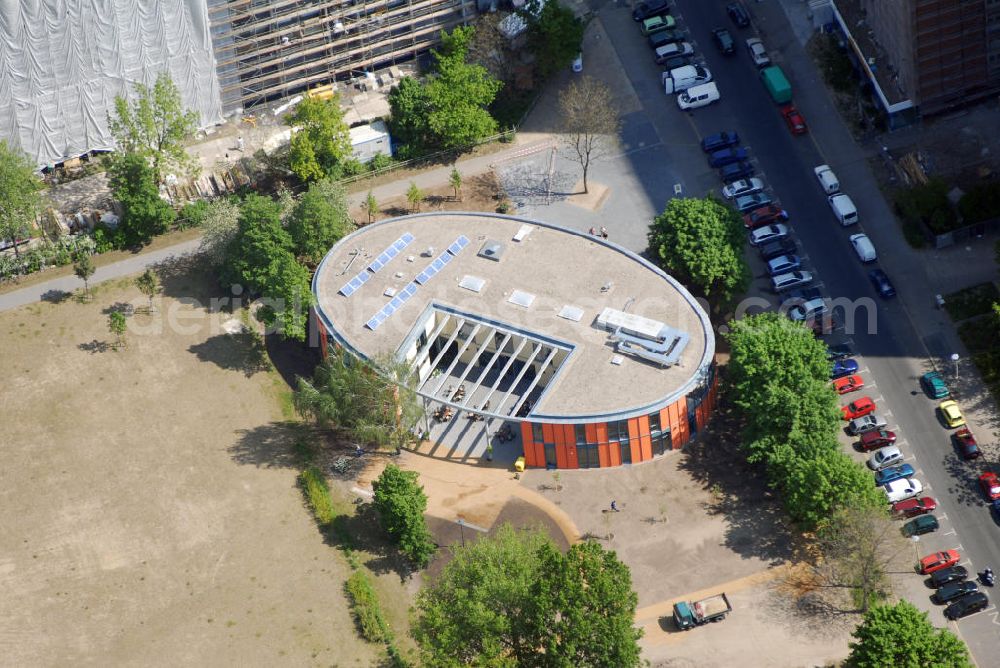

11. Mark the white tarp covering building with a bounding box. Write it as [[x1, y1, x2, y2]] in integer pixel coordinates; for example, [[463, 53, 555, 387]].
[[0, 0, 224, 168]]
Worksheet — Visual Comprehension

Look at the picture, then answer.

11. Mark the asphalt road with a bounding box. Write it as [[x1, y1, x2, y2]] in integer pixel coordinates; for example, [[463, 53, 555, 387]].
[[603, 0, 999, 659]]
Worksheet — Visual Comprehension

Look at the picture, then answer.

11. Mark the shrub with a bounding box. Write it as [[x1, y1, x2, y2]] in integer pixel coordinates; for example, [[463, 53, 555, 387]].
[[298, 465, 336, 525], [345, 570, 392, 643], [0, 234, 98, 282], [958, 180, 1000, 224], [340, 159, 367, 178], [894, 179, 958, 234], [368, 153, 393, 172], [177, 200, 211, 229]]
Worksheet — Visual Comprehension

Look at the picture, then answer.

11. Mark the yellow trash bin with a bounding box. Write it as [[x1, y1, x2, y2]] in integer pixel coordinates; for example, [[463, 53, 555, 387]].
[[514, 456, 526, 472]]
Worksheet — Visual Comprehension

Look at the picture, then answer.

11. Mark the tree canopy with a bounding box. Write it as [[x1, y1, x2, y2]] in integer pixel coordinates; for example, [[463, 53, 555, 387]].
[[413, 524, 642, 667], [847, 601, 971, 668], [294, 352, 425, 450], [558, 76, 619, 194], [526, 0, 584, 80], [107, 152, 177, 247], [648, 197, 750, 303], [372, 464, 436, 568], [284, 96, 352, 182], [108, 71, 199, 182], [0, 140, 44, 258], [286, 178, 352, 264]]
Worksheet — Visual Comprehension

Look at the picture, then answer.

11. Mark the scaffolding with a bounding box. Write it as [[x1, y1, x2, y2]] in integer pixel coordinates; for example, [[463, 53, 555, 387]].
[[208, 0, 479, 114]]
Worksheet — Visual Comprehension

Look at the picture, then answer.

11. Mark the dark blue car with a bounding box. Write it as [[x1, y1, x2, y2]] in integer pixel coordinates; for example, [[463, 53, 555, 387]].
[[701, 131, 740, 153], [869, 269, 896, 298], [831, 358, 859, 379], [719, 161, 754, 181], [708, 147, 750, 168], [874, 464, 915, 486]]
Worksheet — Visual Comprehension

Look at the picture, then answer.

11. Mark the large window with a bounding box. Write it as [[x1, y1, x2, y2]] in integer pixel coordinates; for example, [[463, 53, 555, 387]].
[[653, 429, 671, 456], [575, 424, 587, 445], [544, 443, 557, 467], [578, 444, 600, 468], [620, 441, 632, 464], [608, 420, 629, 442], [531, 423, 543, 442], [649, 412, 661, 435]]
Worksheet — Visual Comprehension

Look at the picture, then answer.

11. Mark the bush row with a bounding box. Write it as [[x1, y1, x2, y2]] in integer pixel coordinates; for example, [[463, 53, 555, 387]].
[[345, 570, 392, 643], [0, 235, 97, 283], [298, 465, 336, 525]]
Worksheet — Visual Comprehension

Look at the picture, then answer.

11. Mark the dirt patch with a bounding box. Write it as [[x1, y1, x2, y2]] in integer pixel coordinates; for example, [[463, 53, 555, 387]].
[[352, 172, 504, 222], [0, 262, 383, 665], [565, 180, 610, 212]]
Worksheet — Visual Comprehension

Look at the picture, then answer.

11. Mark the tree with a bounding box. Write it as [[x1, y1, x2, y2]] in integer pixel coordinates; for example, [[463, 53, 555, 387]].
[[387, 76, 433, 157], [449, 166, 462, 201], [294, 351, 425, 450], [284, 96, 351, 182], [107, 71, 199, 183], [776, 448, 886, 531], [559, 76, 620, 193], [424, 27, 503, 150], [0, 140, 44, 259], [198, 199, 242, 267], [467, 13, 518, 84], [135, 268, 159, 313], [648, 197, 750, 304], [287, 178, 352, 264], [848, 601, 972, 668], [222, 194, 291, 292], [810, 504, 905, 614], [406, 182, 425, 213], [73, 252, 96, 298], [363, 190, 379, 225], [526, 0, 585, 80], [108, 311, 127, 348], [254, 252, 315, 341], [107, 152, 176, 246], [372, 464, 436, 567], [413, 524, 642, 667]]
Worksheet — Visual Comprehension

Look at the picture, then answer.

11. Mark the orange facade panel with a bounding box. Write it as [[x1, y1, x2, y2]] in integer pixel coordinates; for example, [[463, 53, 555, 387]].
[[596, 421, 609, 444], [555, 443, 569, 469], [639, 434, 653, 461], [585, 423, 599, 444], [565, 445, 579, 469], [608, 433, 622, 466], [598, 442, 611, 467]]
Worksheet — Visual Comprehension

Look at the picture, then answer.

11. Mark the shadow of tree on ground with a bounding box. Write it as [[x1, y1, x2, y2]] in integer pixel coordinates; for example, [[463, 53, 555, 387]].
[[265, 332, 319, 390], [78, 339, 112, 354], [228, 421, 303, 470], [189, 331, 272, 377]]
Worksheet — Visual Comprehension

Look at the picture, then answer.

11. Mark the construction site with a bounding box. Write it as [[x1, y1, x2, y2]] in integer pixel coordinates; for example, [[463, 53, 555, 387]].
[[208, 0, 482, 114]]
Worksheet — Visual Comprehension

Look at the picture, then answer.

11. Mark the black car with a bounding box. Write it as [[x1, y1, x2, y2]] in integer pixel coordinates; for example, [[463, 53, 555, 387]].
[[933, 580, 979, 604], [648, 29, 687, 49], [727, 1, 751, 27], [701, 131, 740, 153], [930, 565, 969, 588], [719, 161, 754, 181], [632, 0, 670, 21], [758, 238, 797, 262], [712, 27, 736, 55], [869, 269, 896, 298], [660, 55, 692, 70], [825, 342, 852, 360], [944, 591, 989, 620]]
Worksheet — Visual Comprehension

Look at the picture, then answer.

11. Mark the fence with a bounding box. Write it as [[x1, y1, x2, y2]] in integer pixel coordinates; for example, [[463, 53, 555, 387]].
[[930, 216, 1000, 249]]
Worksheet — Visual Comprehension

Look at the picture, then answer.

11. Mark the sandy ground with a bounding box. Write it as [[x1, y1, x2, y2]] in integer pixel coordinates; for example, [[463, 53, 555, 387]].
[[0, 263, 382, 665]]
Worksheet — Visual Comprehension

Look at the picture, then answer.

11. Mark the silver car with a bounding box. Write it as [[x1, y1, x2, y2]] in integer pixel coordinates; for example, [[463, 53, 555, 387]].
[[722, 177, 765, 200], [849, 413, 888, 436], [745, 38, 771, 68], [734, 192, 773, 213]]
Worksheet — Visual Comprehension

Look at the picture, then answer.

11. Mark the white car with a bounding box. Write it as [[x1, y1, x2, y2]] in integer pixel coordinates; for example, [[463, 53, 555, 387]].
[[883, 478, 923, 503], [814, 164, 840, 194], [788, 297, 828, 322], [745, 38, 770, 68], [572, 53, 583, 72], [749, 223, 788, 246], [867, 445, 903, 470], [722, 177, 765, 199], [850, 233, 877, 262]]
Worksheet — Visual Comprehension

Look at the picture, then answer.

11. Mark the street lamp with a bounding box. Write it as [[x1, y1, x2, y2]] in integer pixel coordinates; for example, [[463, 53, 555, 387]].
[[951, 353, 960, 383], [457, 519, 466, 547]]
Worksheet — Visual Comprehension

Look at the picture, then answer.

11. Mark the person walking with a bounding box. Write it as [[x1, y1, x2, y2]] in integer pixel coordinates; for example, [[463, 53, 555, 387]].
[[589, 226, 597, 236], [610, 500, 619, 512], [600, 226, 608, 239]]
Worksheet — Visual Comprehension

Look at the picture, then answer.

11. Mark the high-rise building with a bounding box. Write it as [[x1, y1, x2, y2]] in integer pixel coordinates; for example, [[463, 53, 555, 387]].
[[830, 0, 1000, 126]]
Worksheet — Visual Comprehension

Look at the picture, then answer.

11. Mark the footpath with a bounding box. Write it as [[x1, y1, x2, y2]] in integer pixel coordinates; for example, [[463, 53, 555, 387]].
[[0, 133, 553, 315]]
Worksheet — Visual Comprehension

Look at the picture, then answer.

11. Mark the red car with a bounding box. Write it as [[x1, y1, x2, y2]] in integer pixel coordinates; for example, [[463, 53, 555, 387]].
[[781, 105, 808, 135], [833, 374, 864, 395], [743, 205, 789, 229], [919, 549, 961, 575], [892, 497, 938, 518], [953, 428, 981, 460], [979, 471, 1000, 501], [841, 396, 876, 420], [858, 429, 897, 451]]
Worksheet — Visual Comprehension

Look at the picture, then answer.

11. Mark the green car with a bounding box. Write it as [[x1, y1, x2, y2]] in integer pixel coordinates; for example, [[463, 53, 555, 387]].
[[920, 371, 950, 399], [641, 14, 676, 35], [903, 514, 939, 537]]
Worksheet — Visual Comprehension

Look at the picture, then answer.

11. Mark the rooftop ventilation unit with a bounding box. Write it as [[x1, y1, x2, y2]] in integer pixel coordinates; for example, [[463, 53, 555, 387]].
[[459, 275, 486, 293], [477, 240, 505, 262], [596, 307, 690, 367], [508, 290, 535, 308]]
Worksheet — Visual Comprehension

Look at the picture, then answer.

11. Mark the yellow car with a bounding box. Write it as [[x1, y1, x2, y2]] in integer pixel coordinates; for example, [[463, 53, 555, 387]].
[[939, 400, 965, 429]]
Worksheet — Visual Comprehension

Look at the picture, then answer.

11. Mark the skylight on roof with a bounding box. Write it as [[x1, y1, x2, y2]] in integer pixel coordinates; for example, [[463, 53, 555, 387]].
[[557, 305, 584, 322], [459, 275, 486, 293], [508, 290, 535, 308]]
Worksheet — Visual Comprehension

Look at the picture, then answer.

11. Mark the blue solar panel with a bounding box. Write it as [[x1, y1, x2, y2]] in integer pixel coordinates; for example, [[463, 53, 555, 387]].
[[338, 269, 373, 297], [431, 258, 445, 271], [403, 282, 418, 297], [447, 235, 470, 255], [440, 253, 454, 265], [367, 258, 384, 273], [401, 232, 414, 244], [367, 234, 415, 273], [366, 315, 383, 330]]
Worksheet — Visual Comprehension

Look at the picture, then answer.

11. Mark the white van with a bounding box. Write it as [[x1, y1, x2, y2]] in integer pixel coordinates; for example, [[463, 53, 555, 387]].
[[828, 193, 858, 226], [677, 82, 720, 110], [663, 65, 712, 94], [814, 165, 840, 194]]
